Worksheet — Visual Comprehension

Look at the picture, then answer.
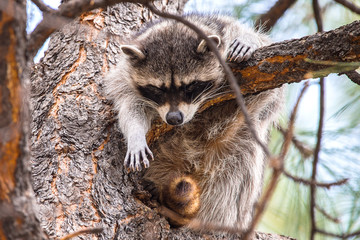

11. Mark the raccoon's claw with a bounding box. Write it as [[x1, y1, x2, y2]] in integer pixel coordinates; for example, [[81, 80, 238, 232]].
[[124, 144, 153, 172], [142, 180, 160, 201], [227, 38, 256, 63]]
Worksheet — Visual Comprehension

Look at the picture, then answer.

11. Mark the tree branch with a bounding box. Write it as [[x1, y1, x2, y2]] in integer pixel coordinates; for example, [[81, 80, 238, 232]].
[[315, 205, 340, 223], [228, 20, 360, 95], [333, 0, 360, 14], [316, 229, 360, 238], [345, 70, 360, 85], [31, 0, 55, 13], [280, 82, 309, 160], [278, 126, 313, 158], [310, 6, 324, 239], [283, 171, 348, 188], [255, 0, 297, 32], [312, 0, 323, 32], [26, 0, 151, 58]]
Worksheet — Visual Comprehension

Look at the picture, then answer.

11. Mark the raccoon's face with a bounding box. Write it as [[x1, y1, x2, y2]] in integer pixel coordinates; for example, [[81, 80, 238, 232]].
[[136, 77, 215, 125], [121, 34, 224, 126]]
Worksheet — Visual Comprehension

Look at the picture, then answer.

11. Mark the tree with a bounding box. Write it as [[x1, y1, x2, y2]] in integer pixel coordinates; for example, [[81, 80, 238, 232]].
[[0, 0, 45, 239], [1, 0, 359, 239]]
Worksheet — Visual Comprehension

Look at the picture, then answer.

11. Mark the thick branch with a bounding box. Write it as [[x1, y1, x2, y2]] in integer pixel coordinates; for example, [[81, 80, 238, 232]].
[[229, 20, 360, 96]]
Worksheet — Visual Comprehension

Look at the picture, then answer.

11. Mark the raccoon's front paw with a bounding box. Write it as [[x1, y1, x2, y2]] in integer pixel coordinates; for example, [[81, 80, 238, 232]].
[[227, 38, 257, 63], [124, 140, 153, 172]]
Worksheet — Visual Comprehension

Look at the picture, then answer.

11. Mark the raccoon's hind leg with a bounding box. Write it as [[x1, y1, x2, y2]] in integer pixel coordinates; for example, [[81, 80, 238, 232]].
[[143, 173, 201, 227]]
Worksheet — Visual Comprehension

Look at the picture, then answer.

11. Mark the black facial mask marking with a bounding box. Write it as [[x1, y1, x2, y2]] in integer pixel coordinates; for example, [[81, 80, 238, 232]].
[[181, 81, 214, 102], [137, 80, 214, 106]]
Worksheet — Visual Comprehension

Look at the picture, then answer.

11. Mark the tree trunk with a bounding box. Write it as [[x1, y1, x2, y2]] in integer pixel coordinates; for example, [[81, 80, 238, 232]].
[[0, 0, 44, 239], [30, 2, 199, 239]]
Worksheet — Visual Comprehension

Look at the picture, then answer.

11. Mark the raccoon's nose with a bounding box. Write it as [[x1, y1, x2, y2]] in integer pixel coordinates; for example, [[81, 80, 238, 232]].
[[166, 111, 184, 125]]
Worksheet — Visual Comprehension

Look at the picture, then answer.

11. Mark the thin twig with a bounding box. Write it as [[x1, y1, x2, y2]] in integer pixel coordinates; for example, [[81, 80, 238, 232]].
[[316, 229, 360, 238], [278, 127, 313, 158], [333, 0, 360, 14], [310, 77, 325, 240], [315, 204, 340, 223], [280, 82, 309, 160], [312, 0, 323, 32], [243, 159, 282, 240], [243, 80, 310, 240], [145, 3, 271, 158], [310, 2, 324, 238], [283, 170, 348, 188], [59, 227, 103, 240], [31, 0, 56, 13]]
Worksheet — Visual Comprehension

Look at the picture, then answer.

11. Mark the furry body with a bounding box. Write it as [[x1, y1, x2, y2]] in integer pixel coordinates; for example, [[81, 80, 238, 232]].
[[105, 14, 284, 230]]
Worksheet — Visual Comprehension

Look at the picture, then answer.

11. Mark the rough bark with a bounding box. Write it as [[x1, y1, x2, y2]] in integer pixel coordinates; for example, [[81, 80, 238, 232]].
[[28, 2, 360, 240], [0, 0, 44, 239], [231, 20, 360, 94]]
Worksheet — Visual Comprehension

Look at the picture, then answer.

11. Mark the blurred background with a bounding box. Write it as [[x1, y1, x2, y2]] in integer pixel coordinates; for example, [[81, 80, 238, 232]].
[[27, 0, 360, 239]]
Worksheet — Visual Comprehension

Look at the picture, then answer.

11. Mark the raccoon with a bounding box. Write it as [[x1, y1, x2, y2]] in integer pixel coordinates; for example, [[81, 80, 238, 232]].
[[104, 14, 284, 231]]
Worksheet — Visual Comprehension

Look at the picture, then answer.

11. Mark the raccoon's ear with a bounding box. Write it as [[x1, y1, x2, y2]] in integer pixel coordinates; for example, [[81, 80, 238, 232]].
[[120, 45, 146, 60], [196, 35, 221, 54]]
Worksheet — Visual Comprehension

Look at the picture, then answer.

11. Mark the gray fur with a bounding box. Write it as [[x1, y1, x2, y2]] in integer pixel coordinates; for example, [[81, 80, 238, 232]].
[[104, 14, 284, 230]]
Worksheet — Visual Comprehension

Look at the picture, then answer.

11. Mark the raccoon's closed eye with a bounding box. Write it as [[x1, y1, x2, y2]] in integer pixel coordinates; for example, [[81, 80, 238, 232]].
[[184, 81, 213, 100], [137, 85, 166, 105]]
